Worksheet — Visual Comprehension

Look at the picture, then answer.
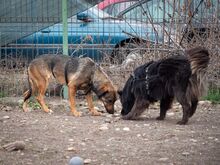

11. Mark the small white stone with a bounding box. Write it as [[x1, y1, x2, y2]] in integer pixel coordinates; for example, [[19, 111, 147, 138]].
[[182, 152, 190, 156], [137, 134, 141, 137], [3, 116, 10, 119], [123, 127, 130, 131], [113, 113, 120, 117], [167, 112, 175, 116], [67, 147, 76, 151], [115, 128, 120, 131], [158, 157, 169, 162], [190, 139, 198, 143], [199, 100, 212, 105], [99, 126, 109, 131], [84, 158, 92, 164]]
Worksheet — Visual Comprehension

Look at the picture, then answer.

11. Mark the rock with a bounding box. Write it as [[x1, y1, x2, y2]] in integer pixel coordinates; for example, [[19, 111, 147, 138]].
[[199, 100, 212, 105], [144, 124, 150, 127], [137, 134, 141, 137], [123, 127, 130, 131], [158, 157, 169, 162], [189, 139, 198, 143], [115, 128, 120, 131], [67, 147, 77, 152], [182, 152, 190, 156], [3, 116, 10, 119], [2, 141, 25, 151], [112, 113, 120, 117], [84, 158, 92, 164], [104, 118, 112, 123], [167, 112, 175, 116], [94, 107, 100, 112], [99, 125, 109, 131]]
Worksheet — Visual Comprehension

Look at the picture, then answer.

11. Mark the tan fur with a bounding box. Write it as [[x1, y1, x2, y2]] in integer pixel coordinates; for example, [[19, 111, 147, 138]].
[[23, 55, 117, 116]]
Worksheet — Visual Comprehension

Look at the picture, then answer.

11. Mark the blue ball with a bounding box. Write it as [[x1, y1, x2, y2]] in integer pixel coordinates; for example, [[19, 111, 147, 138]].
[[69, 156, 84, 165]]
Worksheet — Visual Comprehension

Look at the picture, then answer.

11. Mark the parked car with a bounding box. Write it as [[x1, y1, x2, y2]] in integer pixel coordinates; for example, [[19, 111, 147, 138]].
[[98, 0, 137, 16], [116, 0, 219, 44], [2, 6, 162, 63]]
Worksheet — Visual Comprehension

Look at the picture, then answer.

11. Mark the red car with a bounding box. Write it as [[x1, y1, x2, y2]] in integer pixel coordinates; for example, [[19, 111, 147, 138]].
[[98, 0, 137, 16]]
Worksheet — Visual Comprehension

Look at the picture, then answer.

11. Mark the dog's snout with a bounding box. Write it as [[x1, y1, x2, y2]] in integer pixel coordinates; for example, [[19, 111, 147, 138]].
[[105, 104, 114, 114]]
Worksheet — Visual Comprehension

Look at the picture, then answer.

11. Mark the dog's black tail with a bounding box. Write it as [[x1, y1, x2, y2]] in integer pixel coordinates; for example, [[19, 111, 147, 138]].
[[186, 47, 210, 117]]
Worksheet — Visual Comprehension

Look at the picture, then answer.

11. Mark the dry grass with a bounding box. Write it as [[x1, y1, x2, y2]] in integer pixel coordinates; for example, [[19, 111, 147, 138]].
[[0, 21, 219, 97]]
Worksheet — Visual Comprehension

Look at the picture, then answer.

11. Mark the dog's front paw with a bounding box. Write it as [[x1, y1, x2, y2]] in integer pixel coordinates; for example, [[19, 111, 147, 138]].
[[91, 111, 102, 116], [156, 116, 165, 120], [23, 108, 30, 112], [72, 111, 82, 117], [177, 120, 188, 125]]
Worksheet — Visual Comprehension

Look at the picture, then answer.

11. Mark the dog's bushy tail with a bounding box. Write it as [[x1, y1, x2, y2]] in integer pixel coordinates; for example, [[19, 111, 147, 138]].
[[187, 47, 210, 75], [186, 47, 210, 117]]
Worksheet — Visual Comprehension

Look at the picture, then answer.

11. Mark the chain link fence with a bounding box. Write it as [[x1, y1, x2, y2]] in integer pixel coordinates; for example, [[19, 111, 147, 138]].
[[0, 0, 219, 98]]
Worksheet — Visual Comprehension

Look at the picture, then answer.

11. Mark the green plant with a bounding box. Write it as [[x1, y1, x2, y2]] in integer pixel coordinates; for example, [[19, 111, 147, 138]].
[[203, 88, 220, 104], [0, 91, 6, 98], [21, 97, 41, 110]]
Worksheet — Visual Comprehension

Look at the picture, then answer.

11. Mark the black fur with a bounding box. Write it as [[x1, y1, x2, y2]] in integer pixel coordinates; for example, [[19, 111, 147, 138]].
[[119, 47, 209, 125]]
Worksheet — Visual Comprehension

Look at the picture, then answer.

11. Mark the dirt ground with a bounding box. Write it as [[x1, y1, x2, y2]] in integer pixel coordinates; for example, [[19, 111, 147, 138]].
[[0, 97, 220, 165]]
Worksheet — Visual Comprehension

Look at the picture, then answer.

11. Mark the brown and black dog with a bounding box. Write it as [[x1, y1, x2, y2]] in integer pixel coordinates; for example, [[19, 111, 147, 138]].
[[23, 54, 117, 116]]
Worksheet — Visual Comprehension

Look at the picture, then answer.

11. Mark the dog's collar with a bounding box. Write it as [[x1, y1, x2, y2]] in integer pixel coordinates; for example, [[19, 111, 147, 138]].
[[130, 67, 150, 95], [91, 85, 108, 99], [145, 67, 150, 95]]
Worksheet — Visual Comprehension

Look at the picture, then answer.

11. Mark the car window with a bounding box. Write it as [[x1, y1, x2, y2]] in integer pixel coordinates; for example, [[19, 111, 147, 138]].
[[121, 0, 177, 23], [111, 1, 137, 16]]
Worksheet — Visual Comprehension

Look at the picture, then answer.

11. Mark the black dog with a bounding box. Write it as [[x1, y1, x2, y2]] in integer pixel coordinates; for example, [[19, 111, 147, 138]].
[[118, 47, 210, 124]]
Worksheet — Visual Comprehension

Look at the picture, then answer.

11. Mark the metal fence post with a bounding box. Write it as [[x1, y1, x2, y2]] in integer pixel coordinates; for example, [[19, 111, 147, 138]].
[[62, 0, 69, 99]]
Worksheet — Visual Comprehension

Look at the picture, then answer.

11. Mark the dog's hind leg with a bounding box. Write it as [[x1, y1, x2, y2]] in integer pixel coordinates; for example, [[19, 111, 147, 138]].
[[176, 94, 191, 125], [189, 98, 198, 118], [85, 92, 102, 116], [23, 75, 36, 112], [156, 97, 174, 120], [68, 85, 81, 117], [35, 78, 51, 113]]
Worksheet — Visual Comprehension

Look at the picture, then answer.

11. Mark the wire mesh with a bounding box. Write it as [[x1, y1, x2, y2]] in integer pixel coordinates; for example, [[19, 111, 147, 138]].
[[0, 0, 219, 98]]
